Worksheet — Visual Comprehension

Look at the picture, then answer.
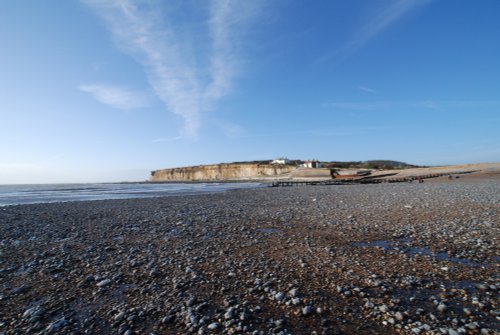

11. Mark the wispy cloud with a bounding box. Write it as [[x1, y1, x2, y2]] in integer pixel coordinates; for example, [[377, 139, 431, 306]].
[[83, 0, 260, 138], [79, 84, 151, 109], [346, 0, 430, 53], [323, 100, 500, 111], [318, 0, 431, 63], [152, 136, 182, 143], [323, 101, 388, 110], [358, 85, 377, 94], [244, 129, 365, 139]]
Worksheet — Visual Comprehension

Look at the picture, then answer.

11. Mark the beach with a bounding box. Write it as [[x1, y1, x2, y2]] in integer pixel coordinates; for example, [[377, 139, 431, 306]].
[[0, 172, 498, 334]]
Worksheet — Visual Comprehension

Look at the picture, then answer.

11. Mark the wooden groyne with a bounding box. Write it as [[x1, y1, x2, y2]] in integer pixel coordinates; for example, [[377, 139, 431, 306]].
[[371, 170, 476, 183], [270, 171, 476, 187], [270, 180, 354, 187]]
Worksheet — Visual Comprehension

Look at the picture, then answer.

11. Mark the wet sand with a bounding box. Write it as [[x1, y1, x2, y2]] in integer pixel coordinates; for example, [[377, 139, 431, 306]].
[[0, 172, 498, 334]]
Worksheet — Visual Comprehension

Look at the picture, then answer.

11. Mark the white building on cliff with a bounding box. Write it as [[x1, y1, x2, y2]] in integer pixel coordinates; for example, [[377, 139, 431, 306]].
[[302, 160, 322, 168], [271, 158, 290, 165]]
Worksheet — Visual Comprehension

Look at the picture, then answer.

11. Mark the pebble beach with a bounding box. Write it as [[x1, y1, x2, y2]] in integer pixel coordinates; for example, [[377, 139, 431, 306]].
[[0, 174, 498, 334]]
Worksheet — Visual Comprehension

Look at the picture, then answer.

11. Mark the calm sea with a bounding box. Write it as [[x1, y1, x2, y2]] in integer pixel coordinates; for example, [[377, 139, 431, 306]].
[[0, 182, 263, 206]]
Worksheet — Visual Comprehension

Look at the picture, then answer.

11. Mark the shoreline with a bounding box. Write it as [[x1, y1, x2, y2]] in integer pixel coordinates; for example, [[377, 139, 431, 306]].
[[1, 175, 498, 334], [0, 183, 265, 208]]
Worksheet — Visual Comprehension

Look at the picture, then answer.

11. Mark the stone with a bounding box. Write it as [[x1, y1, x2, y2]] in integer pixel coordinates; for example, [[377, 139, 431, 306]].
[[96, 279, 112, 287], [186, 297, 196, 307], [161, 316, 173, 324], [46, 318, 67, 333], [437, 303, 447, 313], [224, 307, 236, 320], [12, 285, 31, 295], [207, 322, 219, 330], [22, 306, 43, 323], [379, 304, 389, 313], [275, 292, 285, 301], [23, 307, 38, 319], [302, 306, 313, 316], [114, 311, 126, 322], [240, 312, 248, 321]]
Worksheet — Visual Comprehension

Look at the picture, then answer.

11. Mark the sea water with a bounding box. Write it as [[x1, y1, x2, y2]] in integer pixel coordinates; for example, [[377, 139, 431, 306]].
[[0, 182, 262, 206]]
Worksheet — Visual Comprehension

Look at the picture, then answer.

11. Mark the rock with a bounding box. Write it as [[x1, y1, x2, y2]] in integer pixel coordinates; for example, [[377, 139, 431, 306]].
[[22, 306, 44, 323], [186, 313, 198, 326], [395, 311, 403, 321], [96, 279, 112, 287], [466, 322, 479, 330], [437, 303, 447, 313], [379, 304, 389, 313], [274, 319, 284, 327], [23, 307, 39, 319], [114, 311, 126, 322], [302, 306, 313, 316], [275, 292, 285, 301], [186, 297, 196, 307], [161, 315, 173, 324], [46, 318, 67, 333], [127, 314, 138, 323], [224, 307, 236, 320], [475, 283, 488, 290], [12, 285, 31, 295], [77, 280, 88, 288], [207, 322, 219, 330]]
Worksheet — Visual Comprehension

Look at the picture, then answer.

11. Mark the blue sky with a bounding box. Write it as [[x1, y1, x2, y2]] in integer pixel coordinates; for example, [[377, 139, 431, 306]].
[[1, 0, 499, 183]]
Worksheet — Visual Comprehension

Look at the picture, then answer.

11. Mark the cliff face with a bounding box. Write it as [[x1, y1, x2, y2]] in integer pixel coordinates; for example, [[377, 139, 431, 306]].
[[150, 164, 295, 181]]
